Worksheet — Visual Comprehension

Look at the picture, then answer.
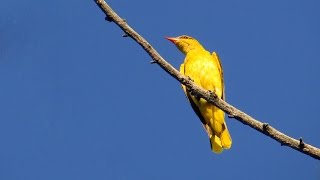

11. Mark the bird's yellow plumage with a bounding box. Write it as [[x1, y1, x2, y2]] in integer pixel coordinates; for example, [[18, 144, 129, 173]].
[[166, 35, 232, 153]]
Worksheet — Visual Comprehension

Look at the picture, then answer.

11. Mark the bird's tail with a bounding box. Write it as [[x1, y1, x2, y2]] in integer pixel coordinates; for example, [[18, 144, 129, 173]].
[[210, 122, 232, 153]]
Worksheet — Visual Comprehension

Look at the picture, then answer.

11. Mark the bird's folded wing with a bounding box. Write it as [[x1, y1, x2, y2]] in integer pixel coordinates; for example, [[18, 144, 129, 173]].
[[212, 52, 225, 100]]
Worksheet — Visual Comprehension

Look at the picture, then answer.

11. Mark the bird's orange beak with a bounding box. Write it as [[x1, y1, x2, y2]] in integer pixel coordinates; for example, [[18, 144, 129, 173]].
[[165, 37, 178, 44]]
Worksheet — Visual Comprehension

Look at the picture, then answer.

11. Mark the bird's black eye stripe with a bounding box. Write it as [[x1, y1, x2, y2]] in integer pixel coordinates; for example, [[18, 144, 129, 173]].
[[180, 35, 192, 39]]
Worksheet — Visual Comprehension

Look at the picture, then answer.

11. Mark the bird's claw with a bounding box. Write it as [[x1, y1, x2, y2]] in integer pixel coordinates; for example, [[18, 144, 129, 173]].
[[187, 76, 194, 82], [186, 76, 193, 92], [208, 89, 217, 98]]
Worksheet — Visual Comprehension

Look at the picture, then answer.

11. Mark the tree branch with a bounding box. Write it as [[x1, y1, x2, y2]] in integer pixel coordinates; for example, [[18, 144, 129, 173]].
[[94, 0, 320, 160]]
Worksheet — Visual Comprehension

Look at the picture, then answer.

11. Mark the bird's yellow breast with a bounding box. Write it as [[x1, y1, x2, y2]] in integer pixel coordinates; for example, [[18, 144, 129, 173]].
[[183, 50, 223, 98]]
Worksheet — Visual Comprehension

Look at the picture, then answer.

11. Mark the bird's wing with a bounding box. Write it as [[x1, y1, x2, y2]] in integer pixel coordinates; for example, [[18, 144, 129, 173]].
[[180, 63, 207, 126], [212, 52, 225, 100]]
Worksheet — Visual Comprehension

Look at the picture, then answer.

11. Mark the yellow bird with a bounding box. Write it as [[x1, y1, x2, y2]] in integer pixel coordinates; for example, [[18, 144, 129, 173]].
[[166, 35, 232, 153]]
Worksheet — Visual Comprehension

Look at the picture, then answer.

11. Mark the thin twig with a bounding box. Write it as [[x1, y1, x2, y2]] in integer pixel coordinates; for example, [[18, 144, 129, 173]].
[[94, 0, 320, 160]]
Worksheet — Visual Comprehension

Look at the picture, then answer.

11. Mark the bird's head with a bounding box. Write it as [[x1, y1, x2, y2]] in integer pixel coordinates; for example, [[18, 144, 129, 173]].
[[165, 35, 204, 55]]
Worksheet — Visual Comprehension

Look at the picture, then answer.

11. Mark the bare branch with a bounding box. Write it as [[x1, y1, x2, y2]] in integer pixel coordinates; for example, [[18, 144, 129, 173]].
[[94, 0, 320, 160]]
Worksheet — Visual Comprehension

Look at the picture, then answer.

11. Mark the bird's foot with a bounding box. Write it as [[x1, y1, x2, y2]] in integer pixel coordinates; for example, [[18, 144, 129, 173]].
[[186, 76, 194, 93], [208, 89, 218, 98]]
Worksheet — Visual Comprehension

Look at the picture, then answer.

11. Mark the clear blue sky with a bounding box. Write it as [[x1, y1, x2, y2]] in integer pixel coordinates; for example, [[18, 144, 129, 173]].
[[1, 0, 319, 179]]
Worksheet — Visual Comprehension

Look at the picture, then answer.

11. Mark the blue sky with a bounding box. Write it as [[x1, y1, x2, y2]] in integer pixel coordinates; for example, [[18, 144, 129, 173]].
[[1, 0, 319, 179]]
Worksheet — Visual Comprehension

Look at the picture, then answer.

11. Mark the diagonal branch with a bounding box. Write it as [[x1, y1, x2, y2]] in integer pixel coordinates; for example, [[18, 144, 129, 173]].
[[94, 0, 320, 160]]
